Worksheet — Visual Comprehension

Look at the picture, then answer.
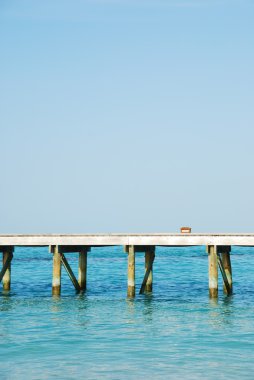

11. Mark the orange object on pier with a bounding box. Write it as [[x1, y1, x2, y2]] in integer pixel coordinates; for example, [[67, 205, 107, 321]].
[[180, 227, 192, 233]]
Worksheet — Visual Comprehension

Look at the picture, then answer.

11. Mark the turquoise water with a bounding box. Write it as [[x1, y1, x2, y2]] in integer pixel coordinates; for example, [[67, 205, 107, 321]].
[[1, 246, 254, 379]]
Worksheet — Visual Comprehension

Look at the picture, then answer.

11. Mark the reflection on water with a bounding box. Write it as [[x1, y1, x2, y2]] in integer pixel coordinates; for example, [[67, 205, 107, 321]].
[[0, 295, 13, 312], [51, 295, 63, 316], [208, 295, 235, 328], [142, 294, 154, 323]]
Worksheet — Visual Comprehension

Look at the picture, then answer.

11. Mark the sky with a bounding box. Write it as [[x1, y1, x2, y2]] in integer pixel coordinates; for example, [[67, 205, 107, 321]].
[[0, 0, 254, 233]]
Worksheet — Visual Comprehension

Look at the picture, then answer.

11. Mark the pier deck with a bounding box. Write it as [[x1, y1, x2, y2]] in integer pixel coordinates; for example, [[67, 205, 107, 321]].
[[0, 233, 253, 297], [1, 233, 254, 246]]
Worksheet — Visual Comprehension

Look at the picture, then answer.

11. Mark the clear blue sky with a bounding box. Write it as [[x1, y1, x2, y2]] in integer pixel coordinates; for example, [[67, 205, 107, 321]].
[[0, 0, 253, 233]]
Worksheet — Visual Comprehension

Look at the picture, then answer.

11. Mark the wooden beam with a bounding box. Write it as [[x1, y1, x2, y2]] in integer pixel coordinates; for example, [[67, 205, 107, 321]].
[[124, 245, 155, 253], [50, 245, 91, 254], [0, 246, 14, 253], [60, 253, 81, 292], [133, 246, 155, 253], [217, 245, 231, 254]]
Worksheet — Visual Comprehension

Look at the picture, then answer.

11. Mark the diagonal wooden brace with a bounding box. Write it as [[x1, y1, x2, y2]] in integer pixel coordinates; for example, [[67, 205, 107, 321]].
[[217, 252, 232, 295], [139, 252, 155, 294], [0, 251, 13, 283], [60, 253, 81, 292]]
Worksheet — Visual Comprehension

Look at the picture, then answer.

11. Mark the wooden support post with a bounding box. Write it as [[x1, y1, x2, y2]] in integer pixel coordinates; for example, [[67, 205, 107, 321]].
[[127, 245, 135, 297], [1, 247, 13, 291], [207, 245, 218, 298], [52, 246, 62, 296], [221, 247, 233, 295], [78, 249, 87, 290]]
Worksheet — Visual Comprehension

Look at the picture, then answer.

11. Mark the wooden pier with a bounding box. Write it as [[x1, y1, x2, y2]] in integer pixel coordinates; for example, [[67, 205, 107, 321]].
[[1, 233, 253, 297]]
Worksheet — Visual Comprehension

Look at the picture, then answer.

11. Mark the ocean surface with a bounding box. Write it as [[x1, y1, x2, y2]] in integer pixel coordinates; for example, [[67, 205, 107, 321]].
[[1, 246, 254, 379]]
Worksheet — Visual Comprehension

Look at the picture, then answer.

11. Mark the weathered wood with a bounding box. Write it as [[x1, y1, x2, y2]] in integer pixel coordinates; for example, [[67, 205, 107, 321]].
[[60, 253, 81, 292], [207, 245, 218, 298], [139, 250, 155, 294], [1, 248, 13, 290], [78, 249, 87, 290], [52, 246, 61, 296], [127, 245, 135, 297], [221, 251, 233, 294]]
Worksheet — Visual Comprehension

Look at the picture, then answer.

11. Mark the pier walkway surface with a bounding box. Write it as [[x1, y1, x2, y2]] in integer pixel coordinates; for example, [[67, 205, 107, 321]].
[[1, 233, 254, 246], [1, 233, 254, 297]]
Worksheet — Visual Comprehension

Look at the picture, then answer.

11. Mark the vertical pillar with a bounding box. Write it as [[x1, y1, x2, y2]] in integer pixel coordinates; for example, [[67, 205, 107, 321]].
[[52, 245, 61, 296], [208, 245, 218, 298], [2, 247, 13, 291], [145, 249, 155, 292], [127, 245, 135, 297], [221, 248, 233, 295], [78, 248, 87, 290]]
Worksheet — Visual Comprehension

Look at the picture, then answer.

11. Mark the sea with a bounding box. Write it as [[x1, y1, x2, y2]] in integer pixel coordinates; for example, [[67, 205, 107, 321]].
[[1, 246, 254, 379]]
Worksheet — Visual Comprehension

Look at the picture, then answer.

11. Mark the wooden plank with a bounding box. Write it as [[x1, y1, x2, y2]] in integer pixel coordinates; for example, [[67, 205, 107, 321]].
[[61, 253, 81, 292]]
